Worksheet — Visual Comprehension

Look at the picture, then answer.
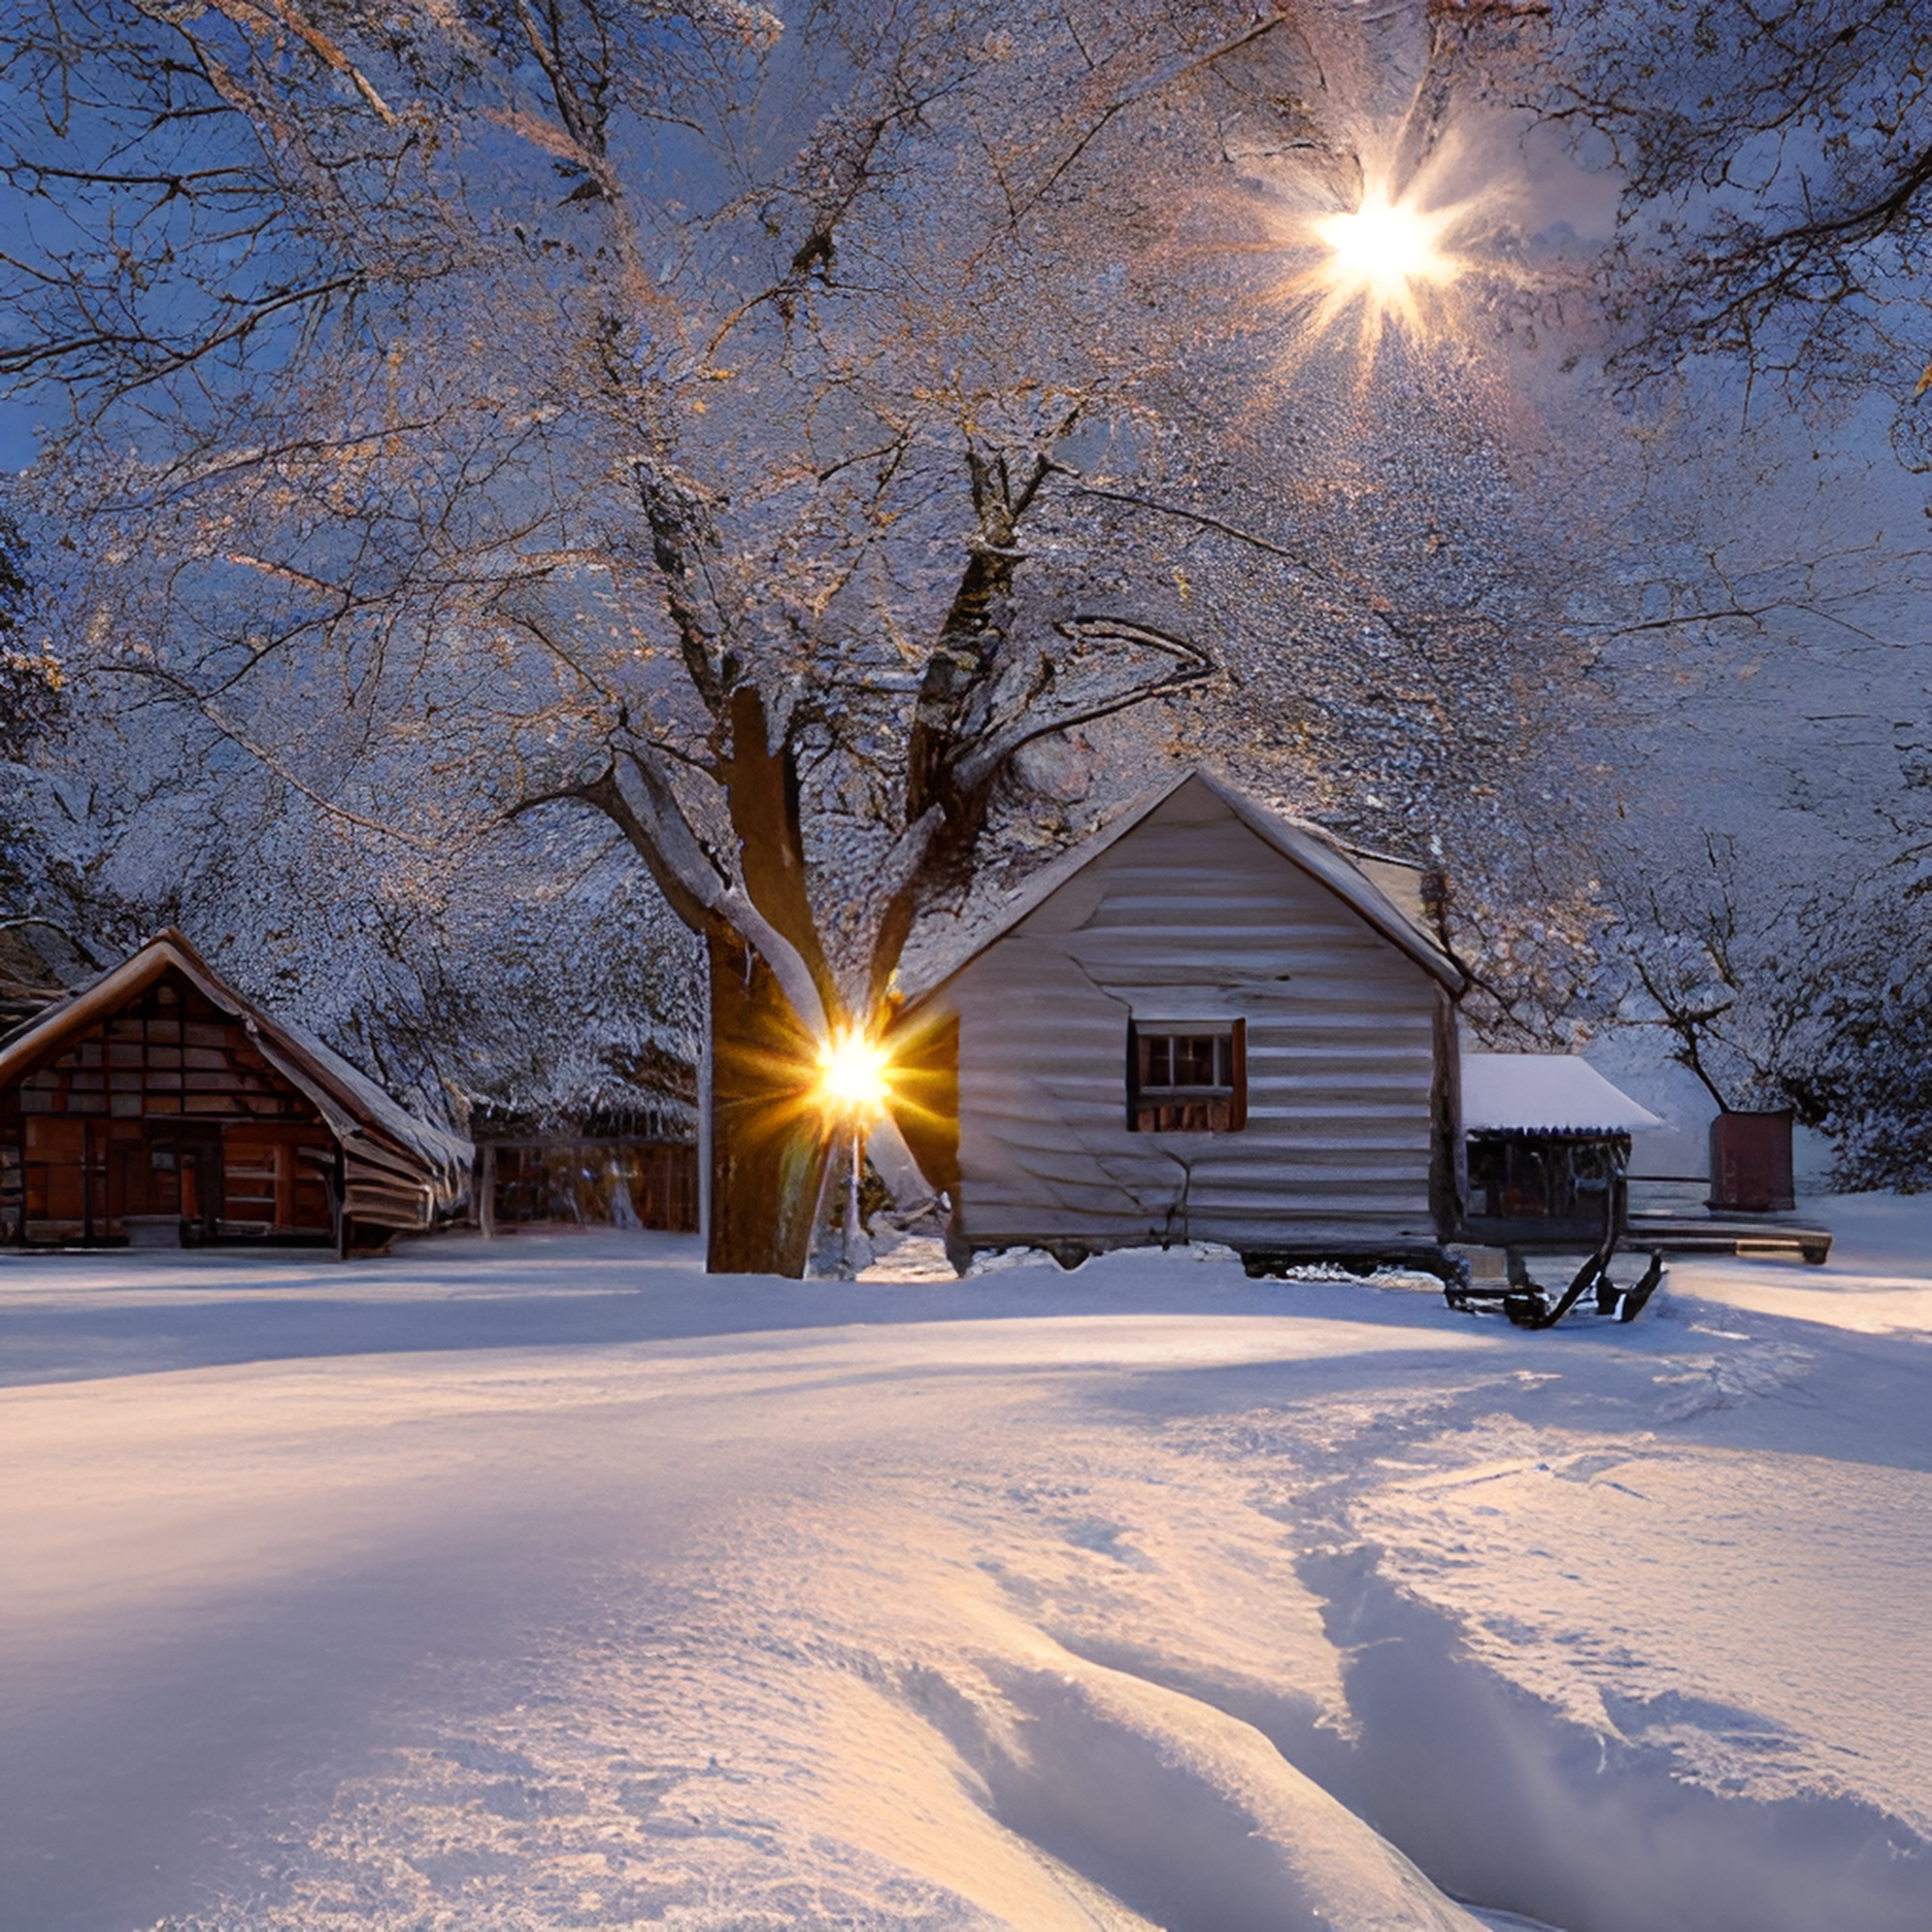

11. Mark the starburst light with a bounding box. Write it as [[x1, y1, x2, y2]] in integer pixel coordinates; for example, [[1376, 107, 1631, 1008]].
[[814, 1029, 892, 1119], [1253, 159, 1487, 375], [1313, 192, 1457, 297]]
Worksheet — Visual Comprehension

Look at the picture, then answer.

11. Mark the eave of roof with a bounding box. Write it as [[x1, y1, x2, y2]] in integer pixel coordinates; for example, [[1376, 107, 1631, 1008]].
[[1461, 1054, 1662, 1135], [898, 768, 1465, 1005], [0, 930, 471, 1185]]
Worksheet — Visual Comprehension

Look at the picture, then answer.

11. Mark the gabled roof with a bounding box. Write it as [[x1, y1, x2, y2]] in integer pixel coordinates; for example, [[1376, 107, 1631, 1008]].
[[0, 929, 471, 1191], [1461, 1054, 1661, 1135], [898, 769, 1465, 1002]]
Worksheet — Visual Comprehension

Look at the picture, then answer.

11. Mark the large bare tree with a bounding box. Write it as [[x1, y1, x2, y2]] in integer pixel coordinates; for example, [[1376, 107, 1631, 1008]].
[[0, 0, 1322, 1269]]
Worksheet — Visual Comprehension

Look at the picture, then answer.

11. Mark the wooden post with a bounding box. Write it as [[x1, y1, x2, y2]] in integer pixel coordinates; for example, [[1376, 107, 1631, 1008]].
[[697, 1026, 711, 1250], [274, 1142, 294, 1231], [1430, 985, 1464, 1240], [331, 1143, 350, 1260], [478, 1142, 496, 1239]]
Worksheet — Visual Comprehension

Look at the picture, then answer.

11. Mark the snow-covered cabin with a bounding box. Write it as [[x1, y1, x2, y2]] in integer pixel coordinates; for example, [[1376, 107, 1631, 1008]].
[[894, 772, 1467, 1272], [0, 930, 471, 1250]]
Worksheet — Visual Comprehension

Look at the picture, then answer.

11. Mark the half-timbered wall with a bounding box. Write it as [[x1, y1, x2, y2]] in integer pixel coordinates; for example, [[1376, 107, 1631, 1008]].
[[0, 970, 335, 1243], [940, 783, 1450, 1255]]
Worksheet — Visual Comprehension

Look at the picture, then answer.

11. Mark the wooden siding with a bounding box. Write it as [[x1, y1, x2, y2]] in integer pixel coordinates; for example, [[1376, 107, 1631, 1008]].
[[0, 936, 470, 1244], [0, 970, 337, 1242], [943, 784, 1447, 1254]]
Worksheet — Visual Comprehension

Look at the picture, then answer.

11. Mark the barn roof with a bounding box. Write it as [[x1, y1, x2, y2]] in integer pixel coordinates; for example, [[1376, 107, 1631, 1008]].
[[899, 769, 1465, 1002], [1461, 1054, 1661, 1135], [0, 929, 472, 1194]]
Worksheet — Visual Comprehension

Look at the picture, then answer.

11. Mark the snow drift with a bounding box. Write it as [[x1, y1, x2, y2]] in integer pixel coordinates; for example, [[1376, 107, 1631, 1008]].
[[1, 1199, 1927, 1931]]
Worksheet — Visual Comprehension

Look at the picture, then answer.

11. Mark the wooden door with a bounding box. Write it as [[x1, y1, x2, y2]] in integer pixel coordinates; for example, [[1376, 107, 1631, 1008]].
[[172, 1136, 223, 1241], [108, 1140, 181, 1223], [22, 1117, 86, 1239]]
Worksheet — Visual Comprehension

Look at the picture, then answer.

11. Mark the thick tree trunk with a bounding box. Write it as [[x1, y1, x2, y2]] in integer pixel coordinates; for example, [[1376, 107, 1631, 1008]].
[[705, 930, 832, 1275]]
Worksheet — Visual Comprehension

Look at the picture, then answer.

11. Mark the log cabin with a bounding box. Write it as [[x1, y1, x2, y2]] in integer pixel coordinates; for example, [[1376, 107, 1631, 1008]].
[[891, 771, 1469, 1274], [0, 929, 471, 1251]]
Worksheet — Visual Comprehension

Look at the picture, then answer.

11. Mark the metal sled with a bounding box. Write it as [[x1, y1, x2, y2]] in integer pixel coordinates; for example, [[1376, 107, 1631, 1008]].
[[1444, 1227, 1665, 1329]]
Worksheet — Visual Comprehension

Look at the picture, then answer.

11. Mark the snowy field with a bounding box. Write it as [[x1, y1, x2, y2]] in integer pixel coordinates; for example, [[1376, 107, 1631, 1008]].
[[3, 1202, 1929, 1932]]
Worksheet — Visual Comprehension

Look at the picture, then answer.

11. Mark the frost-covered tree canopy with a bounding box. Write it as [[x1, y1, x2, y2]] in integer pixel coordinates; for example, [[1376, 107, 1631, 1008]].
[[0, 0, 1927, 1197], [1543, 0, 1932, 461]]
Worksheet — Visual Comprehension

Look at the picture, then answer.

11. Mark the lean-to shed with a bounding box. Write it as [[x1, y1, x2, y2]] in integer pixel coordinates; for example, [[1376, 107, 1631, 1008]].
[[1458, 1053, 1660, 1249], [0, 930, 471, 1250], [475, 1092, 699, 1238], [893, 772, 1467, 1271]]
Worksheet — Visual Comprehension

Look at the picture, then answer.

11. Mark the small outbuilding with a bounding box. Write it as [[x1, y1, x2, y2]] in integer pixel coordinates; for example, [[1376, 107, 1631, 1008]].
[[0, 930, 471, 1250], [476, 1104, 699, 1237], [1458, 1053, 1661, 1250], [894, 771, 1467, 1273]]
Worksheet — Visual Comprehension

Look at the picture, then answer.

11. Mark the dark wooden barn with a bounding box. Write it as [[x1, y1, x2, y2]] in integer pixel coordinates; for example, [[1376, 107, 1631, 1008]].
[[0, 930, 471, 1251]]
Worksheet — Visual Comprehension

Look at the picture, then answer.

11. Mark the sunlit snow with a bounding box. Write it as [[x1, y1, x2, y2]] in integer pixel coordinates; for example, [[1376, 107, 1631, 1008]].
[[3, 1203, 1929, 1932]]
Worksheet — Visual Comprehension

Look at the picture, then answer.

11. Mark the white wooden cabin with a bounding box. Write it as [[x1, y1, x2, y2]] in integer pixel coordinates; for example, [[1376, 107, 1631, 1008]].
[[895, 772, 1467, 1272]]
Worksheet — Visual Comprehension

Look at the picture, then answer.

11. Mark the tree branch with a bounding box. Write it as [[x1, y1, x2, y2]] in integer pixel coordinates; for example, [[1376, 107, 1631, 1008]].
[[1066, 476, 1310, 565]]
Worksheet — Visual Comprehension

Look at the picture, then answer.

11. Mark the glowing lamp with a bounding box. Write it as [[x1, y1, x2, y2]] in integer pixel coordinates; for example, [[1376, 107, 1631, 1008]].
[[815, 1029, 891, 1118]]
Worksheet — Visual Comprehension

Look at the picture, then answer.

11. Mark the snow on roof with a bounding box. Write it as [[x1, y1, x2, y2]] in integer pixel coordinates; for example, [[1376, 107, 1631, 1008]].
[[0, 930, 471, 1193], [899, 769, 1463, 1002], [1208, 776, 1462, 989], [1462, 1054, 1662, 1135], [252, 1010, 474, 1188]]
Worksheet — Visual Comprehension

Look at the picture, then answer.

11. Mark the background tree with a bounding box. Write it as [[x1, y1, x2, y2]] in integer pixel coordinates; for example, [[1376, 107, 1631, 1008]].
[[1599, 825, 1932, 1191], [1787, 892, 1932, 1191], [0, 503, 72, 915], [0, 512, 57, 761], [1526, 0, 1932, 1182], [1598, 831, 1840, 1115], [1541, 0, 1932, 461]]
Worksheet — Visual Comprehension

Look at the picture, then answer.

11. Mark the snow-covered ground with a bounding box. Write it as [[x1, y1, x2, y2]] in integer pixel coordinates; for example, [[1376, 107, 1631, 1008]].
[[3, 1199, 1928, 1932]]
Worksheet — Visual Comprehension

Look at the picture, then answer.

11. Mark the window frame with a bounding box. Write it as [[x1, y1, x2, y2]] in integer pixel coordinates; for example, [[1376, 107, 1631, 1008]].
[[1124, 1019, 1247, 1134]]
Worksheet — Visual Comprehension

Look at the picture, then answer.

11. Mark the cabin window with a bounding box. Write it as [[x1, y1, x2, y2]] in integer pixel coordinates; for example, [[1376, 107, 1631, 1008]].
[[1126, 1020, 1246, 1133]]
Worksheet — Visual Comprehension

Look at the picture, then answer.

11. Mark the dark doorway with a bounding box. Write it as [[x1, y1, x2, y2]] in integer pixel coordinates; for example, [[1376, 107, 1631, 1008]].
[[145, 1126, 224, 1244]]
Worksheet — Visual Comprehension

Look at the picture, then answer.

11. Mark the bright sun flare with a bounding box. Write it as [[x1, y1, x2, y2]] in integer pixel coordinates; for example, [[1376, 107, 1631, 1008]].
[[1313, 192, 1456, 292], [814, 1030, 892, 1118], [1269, 173, 1474, 368]]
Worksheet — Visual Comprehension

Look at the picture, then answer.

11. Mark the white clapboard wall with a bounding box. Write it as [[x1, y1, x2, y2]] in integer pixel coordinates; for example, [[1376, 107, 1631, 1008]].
[[929, 775, 1458, 1254]]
